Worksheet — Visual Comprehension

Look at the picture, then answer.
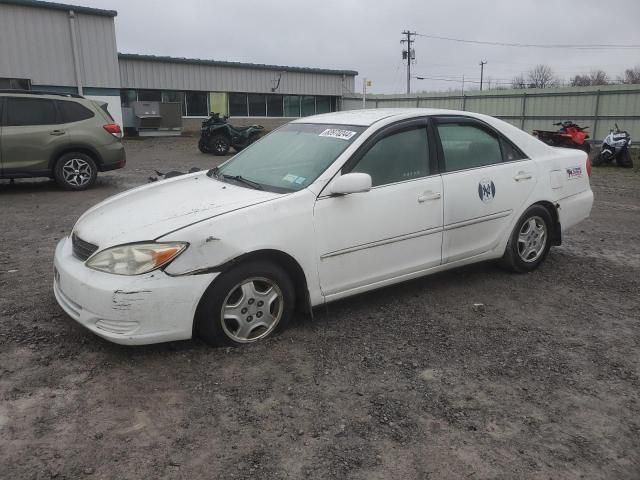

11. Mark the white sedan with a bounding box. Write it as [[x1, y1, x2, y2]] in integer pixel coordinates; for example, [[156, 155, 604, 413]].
[[53, 109, 593, 346]]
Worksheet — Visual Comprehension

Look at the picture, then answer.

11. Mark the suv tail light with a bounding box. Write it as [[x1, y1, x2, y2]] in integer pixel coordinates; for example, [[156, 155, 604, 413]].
[[586, 157, 592, 177], [103, 123, 122, 139]]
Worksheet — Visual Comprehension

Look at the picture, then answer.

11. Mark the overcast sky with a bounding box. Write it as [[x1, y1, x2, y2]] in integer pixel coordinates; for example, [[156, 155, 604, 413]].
[[79, 0, 640, 94]]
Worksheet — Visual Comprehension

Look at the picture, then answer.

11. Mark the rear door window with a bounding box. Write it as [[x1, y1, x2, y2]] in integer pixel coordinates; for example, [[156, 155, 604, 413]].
[[436, 123, 502, 172], [6, 97, 57, 126], [57, 100, 95, 123]]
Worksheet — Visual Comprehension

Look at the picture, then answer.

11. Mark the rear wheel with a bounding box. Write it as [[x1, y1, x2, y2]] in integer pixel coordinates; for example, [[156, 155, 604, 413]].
[[616, 149, 633, 168], [500, 205, 553, 273], [209, 135, 230, 156], [195, 260, 295, 347], [53, 152, 97, 190]]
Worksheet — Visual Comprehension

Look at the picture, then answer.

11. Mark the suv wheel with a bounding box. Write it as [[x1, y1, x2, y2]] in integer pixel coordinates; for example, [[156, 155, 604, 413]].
[[54, 152, 97, 190]]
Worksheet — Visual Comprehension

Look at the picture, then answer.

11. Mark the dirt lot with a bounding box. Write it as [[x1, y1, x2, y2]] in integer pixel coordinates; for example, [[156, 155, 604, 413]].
[[1, 137, 639, 479]]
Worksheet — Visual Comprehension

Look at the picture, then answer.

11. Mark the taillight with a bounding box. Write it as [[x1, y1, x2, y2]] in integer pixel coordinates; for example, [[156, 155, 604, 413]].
[[586, 158, 592, 177], [103, 123, 122, 138]]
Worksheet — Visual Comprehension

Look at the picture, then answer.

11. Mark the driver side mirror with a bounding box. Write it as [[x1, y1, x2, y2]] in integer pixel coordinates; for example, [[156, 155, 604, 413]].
[[330, 173, 372, 195]]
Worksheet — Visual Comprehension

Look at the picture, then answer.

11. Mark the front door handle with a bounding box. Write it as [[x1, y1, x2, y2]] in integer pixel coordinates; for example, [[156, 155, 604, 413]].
[[49, 130, 66, 136], [514, 172, 533, 181], [418, 191, 441, 203]]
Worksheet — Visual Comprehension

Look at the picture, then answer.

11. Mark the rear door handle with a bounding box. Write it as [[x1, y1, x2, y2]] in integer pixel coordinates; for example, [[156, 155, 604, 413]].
[[514, 172, 533, 181], [418, 191, 441, 203], [49, 130, 65, 136]]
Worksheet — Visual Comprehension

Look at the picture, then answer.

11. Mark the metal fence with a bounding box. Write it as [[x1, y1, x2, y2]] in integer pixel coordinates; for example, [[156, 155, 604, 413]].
[[342, 84, 640, 142]]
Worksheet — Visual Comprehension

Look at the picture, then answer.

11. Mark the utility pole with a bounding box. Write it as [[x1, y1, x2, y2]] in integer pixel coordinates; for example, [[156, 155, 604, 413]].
[[479, 60, 487, 91], [401, 30, 416, 94]]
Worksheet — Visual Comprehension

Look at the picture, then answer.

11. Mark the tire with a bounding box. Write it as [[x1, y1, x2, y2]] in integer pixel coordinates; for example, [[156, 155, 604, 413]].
[[500, 205, 553, 273], [53, 152, 97, 191], [592, 153, 605, 167], [209, 134, 230, 156], [616, 149, 633, 168], [198, 138, 210, 154], [195, 260, 296, 347]]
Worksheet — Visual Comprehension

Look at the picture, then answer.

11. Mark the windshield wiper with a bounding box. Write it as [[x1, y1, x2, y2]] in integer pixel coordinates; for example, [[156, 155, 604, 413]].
[[222, 174, 264, 190], [206, 166, 220, 178]]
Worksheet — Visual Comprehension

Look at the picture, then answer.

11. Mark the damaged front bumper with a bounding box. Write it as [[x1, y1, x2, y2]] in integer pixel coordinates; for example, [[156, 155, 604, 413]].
[[53, 236, 217, 345]]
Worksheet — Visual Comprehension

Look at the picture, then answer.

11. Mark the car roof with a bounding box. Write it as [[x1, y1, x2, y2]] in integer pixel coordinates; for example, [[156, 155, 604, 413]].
[[293, 108, 553, 159], [0, 90, 84, 100], [293, 108, 482, 127]]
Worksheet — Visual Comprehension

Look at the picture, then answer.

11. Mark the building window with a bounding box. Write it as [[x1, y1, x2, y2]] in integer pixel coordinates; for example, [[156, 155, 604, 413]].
[[185, 91, 208, 116], [284, 96, 300, 117], [120, 89, 137, 107], [267, 95, 283, 117], [229, 93, 248, 116], [330, 97, 338, 112], [162, 91, 186, 116], [248, 94, 266, 116], [316, 96, 331, 114], [301, 96, 316, 117], [0, 77, 31, 90], [138, 90, 162, 102]]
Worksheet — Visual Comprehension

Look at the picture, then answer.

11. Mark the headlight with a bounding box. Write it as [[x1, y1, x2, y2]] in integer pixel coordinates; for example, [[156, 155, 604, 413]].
[[86, 242, 187, 275]]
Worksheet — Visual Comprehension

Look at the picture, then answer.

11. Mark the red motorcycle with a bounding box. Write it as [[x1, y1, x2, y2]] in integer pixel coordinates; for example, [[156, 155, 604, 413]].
[[533, 121, 591, 153]]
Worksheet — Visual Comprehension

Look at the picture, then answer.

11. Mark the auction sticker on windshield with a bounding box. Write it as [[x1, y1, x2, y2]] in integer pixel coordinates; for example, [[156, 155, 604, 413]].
[[319, 128, 357, 140]]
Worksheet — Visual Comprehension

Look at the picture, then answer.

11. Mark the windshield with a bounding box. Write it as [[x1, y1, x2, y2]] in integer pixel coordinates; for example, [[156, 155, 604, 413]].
[[215, 123, 365, 192]]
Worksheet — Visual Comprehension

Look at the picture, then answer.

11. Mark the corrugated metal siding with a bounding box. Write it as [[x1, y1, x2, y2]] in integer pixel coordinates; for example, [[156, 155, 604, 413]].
[[342, 85, 640, 140], [118, 58, 354, 96], [0, 3, 119, 87], [75, 13, 120, 87], [0, 4, 75, 85]]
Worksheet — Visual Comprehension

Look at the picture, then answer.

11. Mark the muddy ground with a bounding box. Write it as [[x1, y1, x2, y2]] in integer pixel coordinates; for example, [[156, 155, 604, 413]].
[[1, 137, 639, 479]]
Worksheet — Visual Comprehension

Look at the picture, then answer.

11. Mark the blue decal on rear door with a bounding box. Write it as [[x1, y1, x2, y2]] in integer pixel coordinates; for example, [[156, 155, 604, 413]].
[[478, 179, 496, 203]]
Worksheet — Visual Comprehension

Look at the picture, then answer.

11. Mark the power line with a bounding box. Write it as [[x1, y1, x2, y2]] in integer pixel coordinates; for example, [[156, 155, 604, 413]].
[[414, 33, 640, 50]]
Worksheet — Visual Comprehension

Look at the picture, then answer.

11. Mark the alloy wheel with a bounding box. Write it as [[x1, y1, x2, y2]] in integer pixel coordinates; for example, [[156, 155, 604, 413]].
[[62, 158, 93, 187], [220, 277, 284, 343], [517, 216, 547, 263]]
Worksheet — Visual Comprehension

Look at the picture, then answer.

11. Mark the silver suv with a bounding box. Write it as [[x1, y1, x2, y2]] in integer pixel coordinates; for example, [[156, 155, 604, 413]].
[[0, 90, 126, 190]]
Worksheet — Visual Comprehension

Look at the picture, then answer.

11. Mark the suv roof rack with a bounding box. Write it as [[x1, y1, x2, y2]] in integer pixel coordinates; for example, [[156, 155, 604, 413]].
[[0, 89, 84, 99]]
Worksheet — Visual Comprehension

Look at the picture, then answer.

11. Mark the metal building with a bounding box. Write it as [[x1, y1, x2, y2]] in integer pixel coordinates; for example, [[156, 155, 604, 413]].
[[0, 0, 357, 132], [0, 0, 122, 125], [118, 54, 357, 132]]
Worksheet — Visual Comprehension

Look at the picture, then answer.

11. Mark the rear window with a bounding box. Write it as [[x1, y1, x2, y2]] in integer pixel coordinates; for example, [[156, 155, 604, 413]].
[[58, 100, 94, 123], [6, 97, 57, 126], [99, 103, 114, 121]]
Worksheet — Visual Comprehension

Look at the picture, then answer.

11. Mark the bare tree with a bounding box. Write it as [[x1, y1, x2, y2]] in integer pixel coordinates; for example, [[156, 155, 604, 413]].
[[527, 64, 559, 88], [620, 66, 640, 84], [589, 70, 609, 85], [511, 74, 527, 89], [570, 74, 591, 87], [570, 70, 609, 87]]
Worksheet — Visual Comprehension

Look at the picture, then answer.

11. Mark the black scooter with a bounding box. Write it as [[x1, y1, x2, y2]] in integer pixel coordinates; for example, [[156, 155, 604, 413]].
[[198, 113, 264, 156]]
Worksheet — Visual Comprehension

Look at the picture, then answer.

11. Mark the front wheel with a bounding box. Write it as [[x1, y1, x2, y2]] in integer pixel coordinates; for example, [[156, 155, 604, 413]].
[[500, 205, 553, 273], [195, 260, 296, 347], [198, 138, 211, 153], [209, 134, 230, 156], [53, 152, 97, 190]]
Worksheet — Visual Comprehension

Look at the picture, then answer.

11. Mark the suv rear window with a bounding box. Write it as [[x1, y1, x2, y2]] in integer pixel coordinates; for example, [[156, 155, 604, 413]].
[[57, 100, 94, 123], [6, 97, 57, 126]]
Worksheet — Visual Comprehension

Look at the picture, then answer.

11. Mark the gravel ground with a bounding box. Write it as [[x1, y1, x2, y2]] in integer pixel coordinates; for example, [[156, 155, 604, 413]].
[[1, 137, 639, 479]]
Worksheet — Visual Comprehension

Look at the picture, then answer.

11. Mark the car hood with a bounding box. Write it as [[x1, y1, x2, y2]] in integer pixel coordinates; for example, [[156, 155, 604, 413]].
[[73, 172, 281, 248]]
